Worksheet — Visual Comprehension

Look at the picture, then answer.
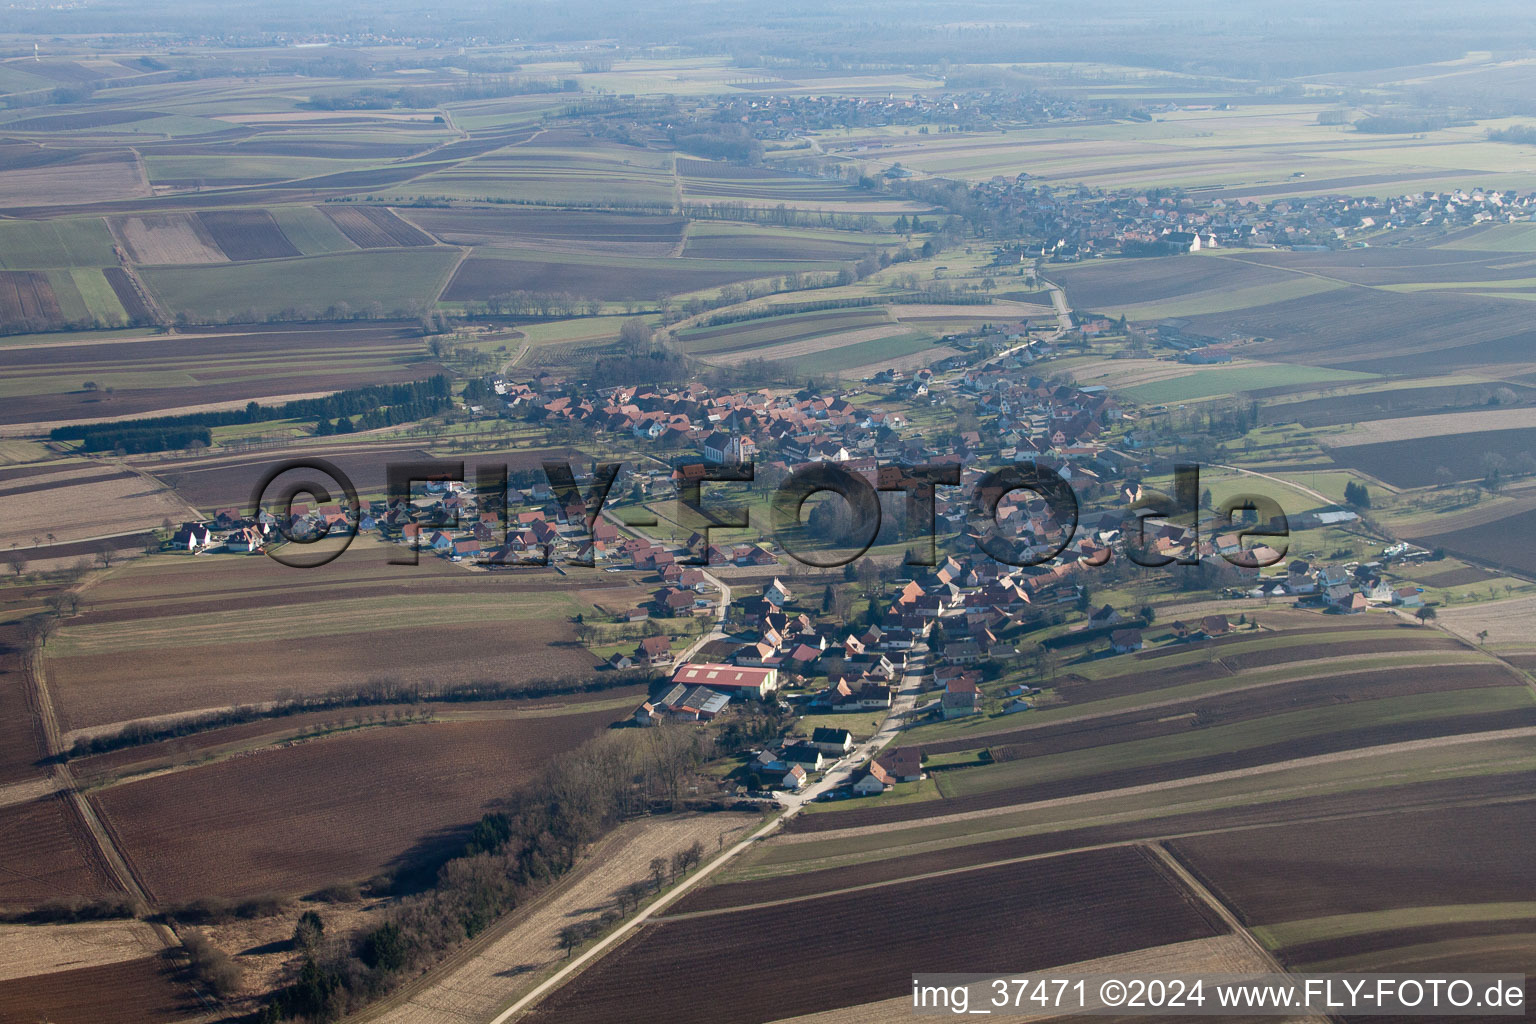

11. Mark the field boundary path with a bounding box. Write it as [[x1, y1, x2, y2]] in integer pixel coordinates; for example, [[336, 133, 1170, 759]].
[[488, 652, 926, 1022], [1147, 842, 1337, 1024], [21, 642, 176, 944], [1208, 462, 1338, 510]]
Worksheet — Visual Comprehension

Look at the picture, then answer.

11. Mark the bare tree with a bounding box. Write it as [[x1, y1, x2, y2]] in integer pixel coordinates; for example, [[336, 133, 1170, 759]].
[[22, 613, 57, 648], [557, 923, 588, 959], [44, 593, 79, 618], [648, 856, 668, 892], [95, 543, 115, 569], [4, 548, 25, 578]]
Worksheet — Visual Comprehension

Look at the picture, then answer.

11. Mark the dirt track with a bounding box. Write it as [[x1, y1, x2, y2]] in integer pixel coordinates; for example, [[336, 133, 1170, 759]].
[[367, 813, 757, 1024]]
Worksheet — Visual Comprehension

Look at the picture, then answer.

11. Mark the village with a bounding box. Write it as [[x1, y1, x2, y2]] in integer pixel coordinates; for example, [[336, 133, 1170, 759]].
[[161, 340, 1446, 805], [956, 180, 1536, 260]]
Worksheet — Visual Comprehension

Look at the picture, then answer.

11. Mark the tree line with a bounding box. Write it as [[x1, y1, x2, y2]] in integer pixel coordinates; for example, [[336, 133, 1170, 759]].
[[51, 377, 451, 451], [258, 725, 752, 1022], [68, 669, 659, 759]]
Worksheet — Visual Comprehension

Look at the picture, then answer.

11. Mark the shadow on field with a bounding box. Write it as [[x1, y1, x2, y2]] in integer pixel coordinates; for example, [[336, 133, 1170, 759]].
[[377, 820, 481, 895]]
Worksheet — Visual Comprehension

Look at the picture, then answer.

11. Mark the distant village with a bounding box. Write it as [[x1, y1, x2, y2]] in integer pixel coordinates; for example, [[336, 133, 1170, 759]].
[[973, 183, 1536, 260]]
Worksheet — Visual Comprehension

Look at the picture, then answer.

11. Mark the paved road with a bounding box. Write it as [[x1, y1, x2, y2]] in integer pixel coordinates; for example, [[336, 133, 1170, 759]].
[[488, 649, 925, 1023], [675, 570, 732, 664], [1040, 277, 1074, 332], [776, 650, 927, 810]]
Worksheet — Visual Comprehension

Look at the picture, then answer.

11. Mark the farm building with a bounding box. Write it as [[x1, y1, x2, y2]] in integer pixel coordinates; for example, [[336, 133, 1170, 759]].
[[634, 684, 730, 725], [671, 663, 780, 698]]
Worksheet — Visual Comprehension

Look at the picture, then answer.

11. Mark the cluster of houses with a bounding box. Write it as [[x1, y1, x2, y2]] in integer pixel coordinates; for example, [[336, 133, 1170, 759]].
[[976, 181, 1536, 261], [503, 374, 912, 476], [704, 89, 1095, 138], [741, 731, 924, 797], [1251, 559, 1424, 613]]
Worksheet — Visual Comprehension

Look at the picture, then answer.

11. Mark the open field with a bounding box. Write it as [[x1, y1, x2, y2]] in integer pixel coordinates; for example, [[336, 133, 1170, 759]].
[[0, 794, 120, 908], [1436, 222, 1536, 253], [1440, 593, 1536, 647], [0, 622, 50, 783], [322, 205, 436, 248], [793, 671, 1534, 832], [44, 542, 615, 732], [0, 150, 150, 209], [679, 159, 896, 209], [0, 270, 66, 333], [111, 212, 227, 265], [402, 206, 686, 255], [268, 205, 361, 255], [0, 462, 189, 551], [1054, 249, 1536, 378], [1413, 505, 1536, 584], [709, 324, 934, 371], [1329, 407, 1536, 444], [0, 217, 119, 270], [760, 933, 1282, 1024], [0, 956, 193, 1024], [0, 322, 445, 426], [1195, 284, 1536, 376], [835, 106, 1536, 197], [524, 845, 1224, 1024], [0, 918, 161, 982], [1326, 426, 1536, 487], [1172, 799, 1536, 924], [1119, 362, 1374, 404], [103, 267, 155, 322], [92, 708, 621, 902], [197, 209, 302, 260], [719, 746, 1536, 893], [442, 248, 838, 303], [139, 248, 462, 322], [402, 134, 676, 206], [1259, 381, 1536, 428], [1169, 800, 1536, 964], [681, 222, 888, 261], [675, 307, 893, 356]]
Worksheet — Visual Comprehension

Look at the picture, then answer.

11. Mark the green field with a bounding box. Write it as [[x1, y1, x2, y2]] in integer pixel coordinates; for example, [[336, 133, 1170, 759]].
[[140, 249, 463, 321], [1436, 223, 1536, 252], [0, 217, 117, 269], [406, 142, 677, 205], [937, 686, 1534, 799], [790, 330, 937, 375], [1100, 277, 1344, 320], [53, 588, 583, 655], [677, 307, 894, 355], [270, 206, 362, 255], [1120, 364, 1377, 404], [143, 154, 369, 183]]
